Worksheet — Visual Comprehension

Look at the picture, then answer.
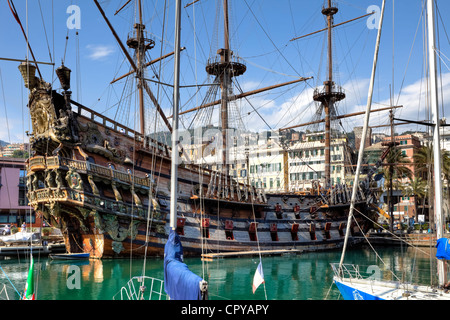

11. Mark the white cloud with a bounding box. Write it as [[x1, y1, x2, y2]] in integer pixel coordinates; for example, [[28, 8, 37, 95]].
[[239, 72, 450, 134], [86, 44, 115, 61]]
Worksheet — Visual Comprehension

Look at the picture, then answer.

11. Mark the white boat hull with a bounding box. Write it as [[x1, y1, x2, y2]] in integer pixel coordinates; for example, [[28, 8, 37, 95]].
[[333, 276, 450, 300]]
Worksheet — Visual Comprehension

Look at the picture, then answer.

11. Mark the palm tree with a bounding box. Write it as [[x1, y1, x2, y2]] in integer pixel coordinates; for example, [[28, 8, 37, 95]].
[[383, 146, 412, 231], [400, 176, 428, 224], [413, 144, 450, 232], [413, 144, 434, 230]]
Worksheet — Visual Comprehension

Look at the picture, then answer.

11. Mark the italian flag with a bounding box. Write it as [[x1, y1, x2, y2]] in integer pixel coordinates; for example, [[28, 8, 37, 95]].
[[23, 256, 35, 300]]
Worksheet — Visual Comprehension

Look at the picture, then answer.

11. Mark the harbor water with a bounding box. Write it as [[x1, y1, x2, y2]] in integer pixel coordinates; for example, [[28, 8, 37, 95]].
[[0, 246, 439, 300]]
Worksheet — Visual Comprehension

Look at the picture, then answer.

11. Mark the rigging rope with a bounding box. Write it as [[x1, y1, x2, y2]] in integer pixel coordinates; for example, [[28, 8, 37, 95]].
[[7, 0, 42, 79]]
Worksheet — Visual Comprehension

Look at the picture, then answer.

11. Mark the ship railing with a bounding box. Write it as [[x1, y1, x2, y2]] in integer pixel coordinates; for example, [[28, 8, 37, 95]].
[[330, 263, 364, 281], [61, 158, 87, 171], [46, 156, 60, 167], [112, 276, 167, 300], [113, 170, 131, 183], [32, 188, 68, 202], [70, 99, 170, 157], [59, 158, 150, 187], [89, 162, 111, 178], [28, 156, 46, 171]]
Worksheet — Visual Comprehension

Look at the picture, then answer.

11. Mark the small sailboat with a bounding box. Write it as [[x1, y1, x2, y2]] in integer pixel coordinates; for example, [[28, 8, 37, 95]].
[[49, 252, 90, 260], [332, 0, 450, 300]]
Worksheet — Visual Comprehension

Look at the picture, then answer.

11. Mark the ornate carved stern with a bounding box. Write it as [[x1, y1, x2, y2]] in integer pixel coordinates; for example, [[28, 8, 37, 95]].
[[21, 63, 168, 258]]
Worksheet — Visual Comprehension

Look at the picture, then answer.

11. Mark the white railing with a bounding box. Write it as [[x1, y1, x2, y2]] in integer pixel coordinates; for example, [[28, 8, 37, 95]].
[[330, 263, 364, 280], [0, 284, 10, 300], [112, 276, 167, 300]]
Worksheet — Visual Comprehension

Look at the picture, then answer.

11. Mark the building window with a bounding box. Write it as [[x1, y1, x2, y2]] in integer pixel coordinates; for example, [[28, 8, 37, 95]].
[[19, 169, 27, 186], [19, 189, 28, 206]]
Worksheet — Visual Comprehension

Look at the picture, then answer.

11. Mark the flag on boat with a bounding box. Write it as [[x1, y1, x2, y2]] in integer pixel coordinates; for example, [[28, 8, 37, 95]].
[[23, 256, 35, 300], [252, 261, 264, 294]]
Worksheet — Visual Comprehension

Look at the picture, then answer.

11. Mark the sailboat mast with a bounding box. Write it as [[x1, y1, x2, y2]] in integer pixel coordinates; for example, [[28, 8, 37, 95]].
[[338, 0, 386, 271], [170, 0, 182, 230], [427, 0, 445, 287]]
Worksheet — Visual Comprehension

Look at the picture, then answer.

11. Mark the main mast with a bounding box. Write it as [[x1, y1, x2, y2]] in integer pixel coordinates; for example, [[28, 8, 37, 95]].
[[427, 0, 445, 287], [313, 0, 345, 187], [205, 0, 246, 176], [126, 0, 155, 135]]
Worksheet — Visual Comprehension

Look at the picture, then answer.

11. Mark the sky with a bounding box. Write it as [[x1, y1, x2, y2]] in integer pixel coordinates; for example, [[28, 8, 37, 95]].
[[0, 0, 449, 144]]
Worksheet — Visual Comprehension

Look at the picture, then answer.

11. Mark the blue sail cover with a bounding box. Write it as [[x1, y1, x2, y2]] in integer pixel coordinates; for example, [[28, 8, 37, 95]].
[[436, 238, 450, 260], [164, 229, 204, 300]]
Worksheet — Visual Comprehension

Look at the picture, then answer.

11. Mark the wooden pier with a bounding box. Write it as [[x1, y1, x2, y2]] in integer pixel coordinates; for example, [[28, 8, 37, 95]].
[[201, 249, 303, 260], [0, 243, 66, 257]]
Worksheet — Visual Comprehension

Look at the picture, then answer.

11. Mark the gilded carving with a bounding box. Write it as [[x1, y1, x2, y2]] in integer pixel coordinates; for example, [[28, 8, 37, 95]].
[[54, 169, 65, 189], [66, 167, 84, 190], [87, 174, 100, 196], [111, 181, 122, 201], [78, 122, 124, 162], [112, 241, 124, 254], [45, 170, 57, 188], [100, 214, 140, 254], [30, 93, 56, 135]]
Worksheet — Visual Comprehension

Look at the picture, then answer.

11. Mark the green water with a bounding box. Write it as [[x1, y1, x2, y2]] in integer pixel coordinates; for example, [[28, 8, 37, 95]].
[[0, 246, 438, 300]]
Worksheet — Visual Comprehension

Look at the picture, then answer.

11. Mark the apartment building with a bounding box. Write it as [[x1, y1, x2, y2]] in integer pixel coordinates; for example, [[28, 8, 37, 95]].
[[0, 143, 29, 158], [287, 132, 353, 190], [0, 157, 41, 227], [184, 129, 355, 193]]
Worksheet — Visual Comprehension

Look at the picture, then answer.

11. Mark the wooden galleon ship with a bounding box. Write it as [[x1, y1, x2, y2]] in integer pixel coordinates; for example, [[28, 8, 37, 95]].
[[19, 0, 377, 259]]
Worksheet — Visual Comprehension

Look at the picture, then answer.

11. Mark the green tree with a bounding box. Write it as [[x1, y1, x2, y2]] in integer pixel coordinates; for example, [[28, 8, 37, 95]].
[[413, 144, 450, 232], [413, 145, 433, 229], [12, 149, 29, 158], [400, 176, 428, 222], [383, 146, 412, 231]]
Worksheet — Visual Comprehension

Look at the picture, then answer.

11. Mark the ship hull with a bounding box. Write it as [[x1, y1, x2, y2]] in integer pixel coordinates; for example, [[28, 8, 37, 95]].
[[60, 207, 364, 259], [24, 82, 374, 259]]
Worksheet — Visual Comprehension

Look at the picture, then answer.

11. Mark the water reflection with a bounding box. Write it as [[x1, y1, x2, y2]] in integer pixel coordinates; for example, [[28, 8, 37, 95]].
[[0, 246, 439, 300]]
